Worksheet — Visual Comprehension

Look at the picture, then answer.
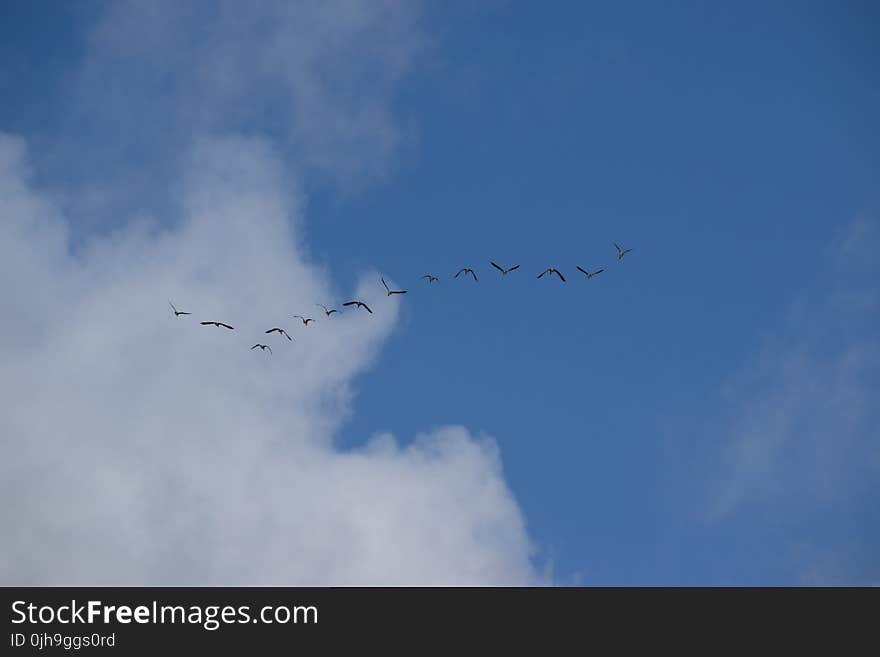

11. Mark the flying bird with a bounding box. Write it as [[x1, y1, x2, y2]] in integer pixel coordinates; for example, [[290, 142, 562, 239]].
[[420, 274, 439, 283], [250, 343, 272, 354], [317, 304, 339, 316], [614, 243, 634, 260], [382, 277, 407, 296], [538, 268, 566, 282], [293, 315, 315, 326], [490, 262, 520, 276], [576, 266, 605, 279], [343, 300, 373, 314], [200, 321, 234, 330], [454, 268, 478, 282], [265, 327, 292, 341], [169, 301, 191, 317]]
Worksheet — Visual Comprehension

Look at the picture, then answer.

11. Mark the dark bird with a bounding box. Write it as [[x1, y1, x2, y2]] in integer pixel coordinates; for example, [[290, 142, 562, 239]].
[[317, 304, 339, 317], [421, 274, 439, 283], [200, 321, 234, 330], [576, 266, 605, 279], [614, 243, 634, 260], [343, 300, 373, 314], [265, 327, 292, 341], [169, 300, 191, 317], [382, 277, 407, 296], [293, 315, 315, 326], [454, 267, 478, 282], [538, 268, 566, 282], [251, 343, 272, 354], [490, 261, 520, 276]]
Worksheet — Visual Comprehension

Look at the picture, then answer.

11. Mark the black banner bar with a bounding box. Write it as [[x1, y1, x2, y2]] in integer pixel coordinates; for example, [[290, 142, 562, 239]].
[[1, 587, 873, 652]]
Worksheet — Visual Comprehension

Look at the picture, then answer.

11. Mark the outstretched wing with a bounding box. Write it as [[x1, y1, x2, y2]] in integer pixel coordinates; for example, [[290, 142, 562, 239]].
[[362, 303, 373, 314], [593, 268, 605, 275], [491, 261, 504, 273], [200, 321, 213, 326], [614, 242, 622, 253], [555, 270, 566, 282], [382, 277, 390, 293], [508, 265, 520, 272], [220, 323, 234, 330], [343, 301, 357, 307], [577, 266, 588, 276], [251, 344, 259, 349], [538, 270, 547, 278], [470, 270, 478, 281], [455, 269, 464, 278]]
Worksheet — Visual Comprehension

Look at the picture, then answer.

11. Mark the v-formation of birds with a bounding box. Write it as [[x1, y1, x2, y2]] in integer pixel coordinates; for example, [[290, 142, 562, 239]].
[[173, 244, 634, 354]]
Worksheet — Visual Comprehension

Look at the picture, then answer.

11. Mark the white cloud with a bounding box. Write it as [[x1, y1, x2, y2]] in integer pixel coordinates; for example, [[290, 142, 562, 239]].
[[72, 0, 424, 187], [710, 217, 880, 520], [0, 132, 541, 585]]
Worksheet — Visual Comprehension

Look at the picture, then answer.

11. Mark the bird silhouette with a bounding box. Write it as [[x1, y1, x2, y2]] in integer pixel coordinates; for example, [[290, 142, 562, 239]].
[[490, 262, 520, 276], [382, 277, 407, 296], [538, 268, 566, 282], [169, 301, 191, 317], [421, 274, 439, 283], [200, 321, 234, 330], [293, 315, 315, 326], [576, 266, 604, 279], [265, 327, 292, 341], [455, 268, 478, 282], [317, 304, 339, 316], [614, 243, 634, 260], [251, 343, 272, 354], [343, 300, 373, 314]]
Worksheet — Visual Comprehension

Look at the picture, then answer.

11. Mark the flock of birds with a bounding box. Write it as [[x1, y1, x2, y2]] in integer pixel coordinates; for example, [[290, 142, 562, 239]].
[[169, 243, 635, 354]]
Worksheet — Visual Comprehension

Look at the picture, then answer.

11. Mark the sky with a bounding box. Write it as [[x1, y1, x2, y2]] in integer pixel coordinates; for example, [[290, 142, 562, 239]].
[[1, 1, 877, 585]]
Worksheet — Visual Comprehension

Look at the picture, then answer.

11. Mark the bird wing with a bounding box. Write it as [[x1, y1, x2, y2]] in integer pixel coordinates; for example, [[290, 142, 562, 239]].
[[577, 266, 588, 276], [328, 309, 338, 314], [267, 346, 272, 354], [623, 248, 633, 255], [538, 270, 547, 278], [363, 303, 373, 313], [343, 301, 357, 307], [283, 330, 292, 340], [555, 270, 566, 282], [220, 323, 234, 329], [169, 301, 177, 313], [491, 262, 504, 273], [251, 344, 259, 349], [614, 242, 622, 253], [455, 269, 464, 278], [594, 268, 605, 275], [470, 270, 478, 281], [265, 328, 276, 334], [508, 265, 520, 272], [382, 277, 390, 292], [200, 321, 212, 325]]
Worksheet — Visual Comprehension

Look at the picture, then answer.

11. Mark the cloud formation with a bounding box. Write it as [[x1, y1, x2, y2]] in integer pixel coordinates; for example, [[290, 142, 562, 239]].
[[0, 0, 541, 585], [710, 217, 880, 521], [0, 132, 540, 585]]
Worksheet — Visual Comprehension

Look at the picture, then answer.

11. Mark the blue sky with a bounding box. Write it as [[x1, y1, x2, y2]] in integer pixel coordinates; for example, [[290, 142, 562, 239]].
[[1, 1, 877, 584]]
